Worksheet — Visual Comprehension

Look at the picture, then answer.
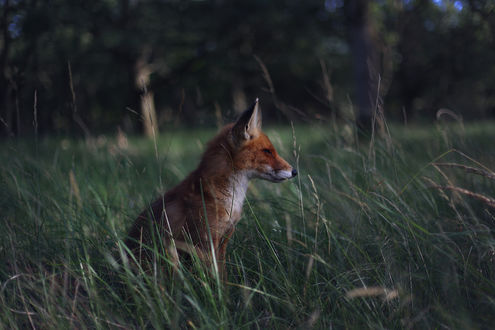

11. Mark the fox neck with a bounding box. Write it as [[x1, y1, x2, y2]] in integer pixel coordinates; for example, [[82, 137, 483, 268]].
[[195, 129, 251, 223], [224, 170, 250, 221]]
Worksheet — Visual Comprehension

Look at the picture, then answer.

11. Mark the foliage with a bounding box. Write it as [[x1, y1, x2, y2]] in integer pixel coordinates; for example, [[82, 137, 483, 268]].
[[1, 121, 495, 328], [1, 0, 495, 136]]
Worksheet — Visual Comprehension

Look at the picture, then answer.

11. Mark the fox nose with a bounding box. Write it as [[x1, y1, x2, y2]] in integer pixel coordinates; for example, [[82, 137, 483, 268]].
[[291, 168, 298, 177]]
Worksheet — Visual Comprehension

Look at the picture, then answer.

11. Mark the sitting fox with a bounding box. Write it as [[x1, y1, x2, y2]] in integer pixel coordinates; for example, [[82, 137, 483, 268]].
[[125, 99, 297, 274]]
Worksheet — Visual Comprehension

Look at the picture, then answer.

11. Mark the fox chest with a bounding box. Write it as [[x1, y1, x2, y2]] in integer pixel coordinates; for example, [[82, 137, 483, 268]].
[[221, 173, 249, 225], [201, 173, 249, 240]]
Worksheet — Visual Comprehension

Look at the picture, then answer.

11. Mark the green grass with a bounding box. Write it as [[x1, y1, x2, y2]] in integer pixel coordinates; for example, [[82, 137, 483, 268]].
[[1, 120, 495, 328]]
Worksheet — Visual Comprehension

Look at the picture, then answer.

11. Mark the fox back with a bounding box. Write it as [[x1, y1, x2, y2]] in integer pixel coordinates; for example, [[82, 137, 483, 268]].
[[125, 99, 297, 272]]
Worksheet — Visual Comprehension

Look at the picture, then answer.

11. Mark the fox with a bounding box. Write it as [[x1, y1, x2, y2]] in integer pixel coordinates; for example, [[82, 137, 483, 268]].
[[125, 98, 297, 275]]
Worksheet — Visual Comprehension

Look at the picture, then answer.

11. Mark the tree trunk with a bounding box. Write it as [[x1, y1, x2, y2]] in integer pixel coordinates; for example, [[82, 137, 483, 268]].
[[0, 0, 12, 137], [345, 0, 378, 132]]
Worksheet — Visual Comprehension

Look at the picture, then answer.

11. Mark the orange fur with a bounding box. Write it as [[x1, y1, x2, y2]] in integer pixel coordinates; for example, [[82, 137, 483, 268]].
[[125, 99, 297, 276]]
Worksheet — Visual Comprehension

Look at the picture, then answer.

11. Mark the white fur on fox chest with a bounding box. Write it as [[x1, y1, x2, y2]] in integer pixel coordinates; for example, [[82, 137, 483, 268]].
[[223, 172, 249, 224]]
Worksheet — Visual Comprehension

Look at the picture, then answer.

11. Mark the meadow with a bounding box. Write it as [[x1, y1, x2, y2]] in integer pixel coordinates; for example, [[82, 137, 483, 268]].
[[1, 120, 495, 328]]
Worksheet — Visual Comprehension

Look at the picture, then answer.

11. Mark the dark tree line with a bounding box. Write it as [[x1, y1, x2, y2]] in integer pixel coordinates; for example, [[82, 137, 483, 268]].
[[1, 0, 494, 137]]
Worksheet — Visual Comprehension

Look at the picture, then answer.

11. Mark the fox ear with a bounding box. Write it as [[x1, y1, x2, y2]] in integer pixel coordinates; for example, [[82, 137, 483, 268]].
[[232, 98, 262, 145]]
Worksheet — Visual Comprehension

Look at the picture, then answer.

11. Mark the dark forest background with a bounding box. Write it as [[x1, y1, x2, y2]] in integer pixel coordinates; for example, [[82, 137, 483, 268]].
[[1, 0, 494, 137]]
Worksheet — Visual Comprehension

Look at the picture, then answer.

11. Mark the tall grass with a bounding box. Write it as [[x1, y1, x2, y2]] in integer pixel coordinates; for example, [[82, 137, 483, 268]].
[[1, 121, 495, 328]]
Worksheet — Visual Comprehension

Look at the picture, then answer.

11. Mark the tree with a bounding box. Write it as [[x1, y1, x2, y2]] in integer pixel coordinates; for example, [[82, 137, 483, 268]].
[[344, 0, 378, 132], [0, 0, 17, 136]]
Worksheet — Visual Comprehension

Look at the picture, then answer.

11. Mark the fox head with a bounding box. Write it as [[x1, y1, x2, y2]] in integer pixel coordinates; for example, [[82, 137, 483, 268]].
[[229, 99, 298, 182]]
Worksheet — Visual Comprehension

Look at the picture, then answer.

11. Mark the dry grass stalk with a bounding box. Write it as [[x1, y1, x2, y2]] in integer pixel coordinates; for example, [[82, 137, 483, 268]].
[[319, 59, 333, 104], [431, 164, 464, 217], [428, 183, 495, 208], [346, 286, 399, 301], [253, 55, 306, 119], [69, 170, 82, 209], [304, 309, 321, 329], [433, 162, 495, 181]]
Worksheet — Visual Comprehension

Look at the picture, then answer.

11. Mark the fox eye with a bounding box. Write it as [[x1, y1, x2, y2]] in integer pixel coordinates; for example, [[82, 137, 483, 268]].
[[262, 148, 272, 155]]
